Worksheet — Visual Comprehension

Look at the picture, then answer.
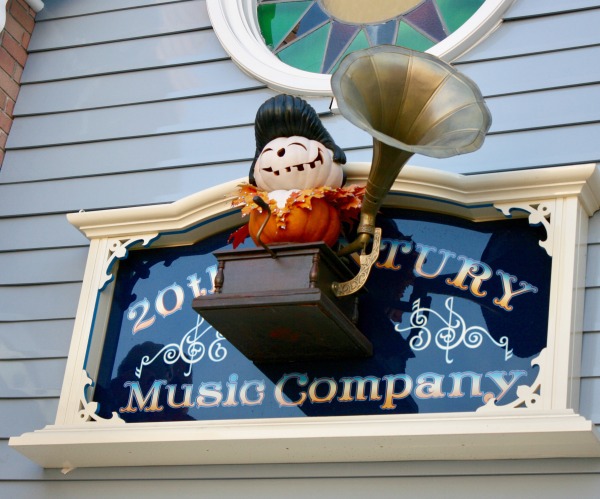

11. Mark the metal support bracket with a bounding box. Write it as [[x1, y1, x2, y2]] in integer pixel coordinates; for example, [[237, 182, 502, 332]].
[[332, 228, 382, 297]]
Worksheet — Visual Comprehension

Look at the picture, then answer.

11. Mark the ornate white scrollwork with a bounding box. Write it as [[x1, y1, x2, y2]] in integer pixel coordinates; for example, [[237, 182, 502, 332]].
[[135, 315, 228, 379], [100, 234, 158, 290], [76, 371, 125, 424], [476, 348, 546, 412], [495, 201, 554, 257], [396, 297, 513, 364]]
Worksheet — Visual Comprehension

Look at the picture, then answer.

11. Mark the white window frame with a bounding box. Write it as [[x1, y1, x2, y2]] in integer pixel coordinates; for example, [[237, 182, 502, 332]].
[[9, 162, 600, 469], [207, 0, 517, 96]]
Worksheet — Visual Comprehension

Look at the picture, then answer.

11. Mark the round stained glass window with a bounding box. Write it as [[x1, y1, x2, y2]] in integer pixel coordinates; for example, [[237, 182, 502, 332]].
[[257, 0, 485, 74]]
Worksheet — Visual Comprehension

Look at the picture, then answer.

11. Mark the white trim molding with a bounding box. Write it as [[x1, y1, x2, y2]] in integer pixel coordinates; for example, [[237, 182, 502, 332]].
[[1, 1, 44, 36], [25, 0, 44, 12], [207, 0, 516, 96], [0, 0, 7, 32], [10, 162, 600, 469]]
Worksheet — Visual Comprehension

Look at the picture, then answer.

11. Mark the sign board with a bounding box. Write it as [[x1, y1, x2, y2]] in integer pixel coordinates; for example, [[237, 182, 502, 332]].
[[93, 208, 550, 422]]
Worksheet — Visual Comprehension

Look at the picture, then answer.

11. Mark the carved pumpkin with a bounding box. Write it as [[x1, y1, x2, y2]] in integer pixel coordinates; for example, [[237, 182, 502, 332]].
[[253, 135, 344, 192], [248, 197, 341, 247]]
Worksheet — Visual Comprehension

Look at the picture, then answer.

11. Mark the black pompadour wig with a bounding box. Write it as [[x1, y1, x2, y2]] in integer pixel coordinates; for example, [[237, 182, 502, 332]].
[[249, 94, 347, 185]]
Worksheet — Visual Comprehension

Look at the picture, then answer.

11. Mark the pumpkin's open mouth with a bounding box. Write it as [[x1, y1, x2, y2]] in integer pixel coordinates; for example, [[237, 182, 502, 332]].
[[261, 150, 324, 176]]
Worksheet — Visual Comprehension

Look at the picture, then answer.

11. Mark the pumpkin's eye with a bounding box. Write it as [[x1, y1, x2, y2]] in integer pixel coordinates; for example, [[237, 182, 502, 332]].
[[260, 147, 273, 156], [289, 142, 307, 150]]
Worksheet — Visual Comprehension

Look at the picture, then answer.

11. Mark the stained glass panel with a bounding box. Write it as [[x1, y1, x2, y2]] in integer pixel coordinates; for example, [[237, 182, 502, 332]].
[[257, 0, 486, 74], [365, 20, 399, 47], [287, 2, 329, 41], [258, 1, 313, 49], [278, 23, 331, 73], [322, 23, 361, 73], [404, 0, 448, 42], [396, 21, 436, 52], [437, 0, 485, 32], [329, 29, 371, 74]]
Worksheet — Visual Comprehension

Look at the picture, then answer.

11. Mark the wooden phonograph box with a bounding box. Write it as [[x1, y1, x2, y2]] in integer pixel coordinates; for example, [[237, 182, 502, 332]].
[[192, 242, 372, 362]]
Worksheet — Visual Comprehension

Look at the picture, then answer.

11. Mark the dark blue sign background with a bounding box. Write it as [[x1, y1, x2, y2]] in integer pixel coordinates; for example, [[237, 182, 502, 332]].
[[93, 209, 550, 422]]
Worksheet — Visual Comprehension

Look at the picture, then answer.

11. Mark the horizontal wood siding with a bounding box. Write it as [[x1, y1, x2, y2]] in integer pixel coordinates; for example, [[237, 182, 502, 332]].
[[582, 333, 600, 376], [7, 84, 600, 149], [0, 115, 367, 185], [8, 89, 331, 148], [1, 0, 600, 494], [409, 123, 600, 173], [29, 0, 211, 51], [459, 8, 600, 62], [504, 0, 600, 18], [15, 59, 264, 114], [0, 358, 66, 398], [0, 247, 87, 285], [0, 319, 73, 360], [21, 30, 227, 82], [3, 473, 600, 499], [583, 223, 600, 426], [0, 399, 59, 439], [0, 214, 89, 251], [7, 88, 294, 148], [585, 214, 600, 413], [0, 283, 81, 321], [36, 0, 178, 20], [459, 45, 600, 97]]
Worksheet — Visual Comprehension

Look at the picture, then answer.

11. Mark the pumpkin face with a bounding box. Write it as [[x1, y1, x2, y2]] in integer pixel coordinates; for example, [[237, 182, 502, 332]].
[[248, 197, 341, 247], [253, 135, 343, 191]]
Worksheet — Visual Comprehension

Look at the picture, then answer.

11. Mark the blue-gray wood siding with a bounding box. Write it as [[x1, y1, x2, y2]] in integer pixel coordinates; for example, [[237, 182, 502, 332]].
[[1, 0, 600, 495]]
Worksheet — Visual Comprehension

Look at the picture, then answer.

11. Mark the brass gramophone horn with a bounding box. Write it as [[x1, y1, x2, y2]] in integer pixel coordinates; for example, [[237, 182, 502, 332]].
[[331, 45, 491, 296]]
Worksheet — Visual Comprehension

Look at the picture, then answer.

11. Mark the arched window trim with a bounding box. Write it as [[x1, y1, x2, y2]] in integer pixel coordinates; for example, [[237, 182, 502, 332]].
[[207, 0, 517, 96]]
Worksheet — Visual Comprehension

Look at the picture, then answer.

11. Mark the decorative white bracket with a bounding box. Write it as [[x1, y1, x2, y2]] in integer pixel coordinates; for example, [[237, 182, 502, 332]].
[[495, 201, 554, 256], [477, 349, 546, 412], [100, 234, 158, 290], [75, 371, 125, 424]]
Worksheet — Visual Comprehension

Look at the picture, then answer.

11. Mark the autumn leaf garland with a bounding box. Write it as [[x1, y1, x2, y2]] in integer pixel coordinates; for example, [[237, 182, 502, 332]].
[[232, 183, 365, 230]]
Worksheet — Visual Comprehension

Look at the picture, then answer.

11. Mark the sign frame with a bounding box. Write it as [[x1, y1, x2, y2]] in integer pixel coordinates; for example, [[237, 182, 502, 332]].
[[10, 162, 600, 469]]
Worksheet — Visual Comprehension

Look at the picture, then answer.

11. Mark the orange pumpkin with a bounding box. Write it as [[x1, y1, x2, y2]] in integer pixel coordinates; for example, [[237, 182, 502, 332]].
[[248, 197, 341, 247]]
